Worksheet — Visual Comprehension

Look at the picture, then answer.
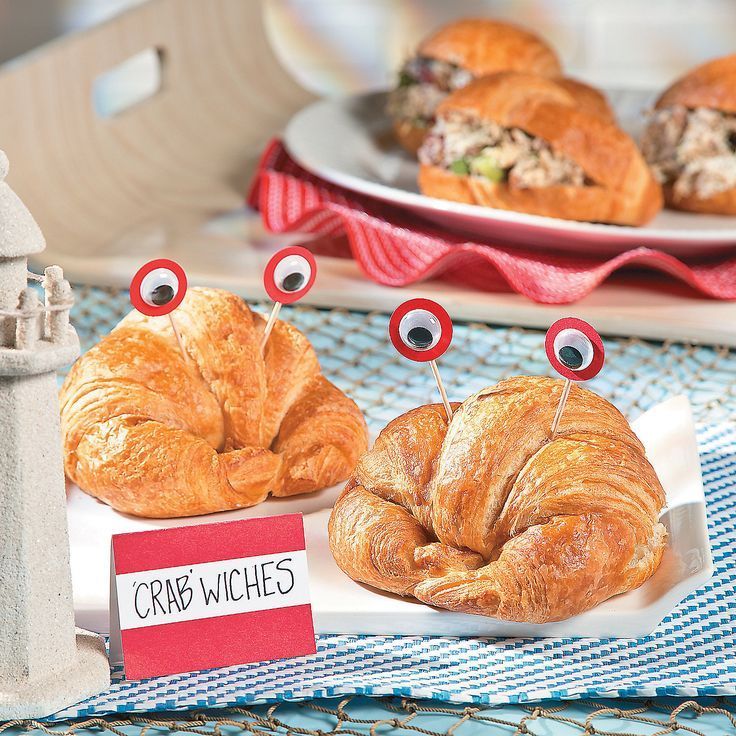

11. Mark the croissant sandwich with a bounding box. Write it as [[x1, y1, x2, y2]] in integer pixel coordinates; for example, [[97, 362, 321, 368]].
[[641, 53, 736, 214], [553, 77, 616, 124], [60, 287, 368, 518], [328, 376, 667, 623], [387, 18, 562, 154], [417, 73, 662, 225]]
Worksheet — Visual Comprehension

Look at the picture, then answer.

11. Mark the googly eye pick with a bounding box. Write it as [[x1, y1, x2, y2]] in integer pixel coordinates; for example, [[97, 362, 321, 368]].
[[545, 317, 604, 382], [389, 298, 452, 363], [260, 246, 318, 352], [129, 259, 190, 363], [130, 259, 188, 317], [263, 246, 316, 305], [545, 317, 605, 438], [389, 298, 454, 421]]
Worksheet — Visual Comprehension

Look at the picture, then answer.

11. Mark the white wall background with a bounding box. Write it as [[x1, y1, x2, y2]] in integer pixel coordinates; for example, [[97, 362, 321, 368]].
[[263, 0, 736, 93], [1, 0, 734, 94]]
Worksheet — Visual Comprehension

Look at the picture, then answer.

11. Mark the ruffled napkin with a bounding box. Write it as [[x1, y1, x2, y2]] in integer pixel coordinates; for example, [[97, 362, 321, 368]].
[[247, 140, 736, 304]]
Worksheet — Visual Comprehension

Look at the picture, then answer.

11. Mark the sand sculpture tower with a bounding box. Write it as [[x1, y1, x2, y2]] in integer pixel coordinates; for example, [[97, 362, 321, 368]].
[[0, 150, 109, 719]]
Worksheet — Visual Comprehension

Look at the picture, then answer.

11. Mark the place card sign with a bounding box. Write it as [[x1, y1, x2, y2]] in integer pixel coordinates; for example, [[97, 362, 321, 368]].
[[109, 514, 316, 680]]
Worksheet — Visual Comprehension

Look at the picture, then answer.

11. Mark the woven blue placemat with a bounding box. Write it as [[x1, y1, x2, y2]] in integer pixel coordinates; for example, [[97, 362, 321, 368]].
[[48, 287, 736, 719]]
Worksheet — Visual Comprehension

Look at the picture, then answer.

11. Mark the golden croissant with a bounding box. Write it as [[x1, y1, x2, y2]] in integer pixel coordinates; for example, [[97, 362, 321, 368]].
[[328, 376, 667, 623], [60, 287, 368, 518]]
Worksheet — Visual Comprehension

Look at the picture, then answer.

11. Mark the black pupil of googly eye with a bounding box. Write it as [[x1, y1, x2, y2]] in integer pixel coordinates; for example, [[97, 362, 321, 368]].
[[282, 272, 305, 292], [559, 345, 584, 370], [150, 284, 175, 306], [407, 326, 434, 349]]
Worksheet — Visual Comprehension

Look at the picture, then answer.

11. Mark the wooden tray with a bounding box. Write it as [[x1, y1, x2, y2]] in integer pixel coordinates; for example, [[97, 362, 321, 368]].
[[0, 0, 732, 346], [51, 210, 736, 346]]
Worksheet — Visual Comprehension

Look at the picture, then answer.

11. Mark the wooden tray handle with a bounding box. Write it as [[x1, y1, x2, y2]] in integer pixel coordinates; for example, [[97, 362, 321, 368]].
[[0, 0, 314, 257]]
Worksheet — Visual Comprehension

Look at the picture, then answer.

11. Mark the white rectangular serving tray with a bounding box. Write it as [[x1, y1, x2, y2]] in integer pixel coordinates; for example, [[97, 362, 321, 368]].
[[69, 395, 712, 639]]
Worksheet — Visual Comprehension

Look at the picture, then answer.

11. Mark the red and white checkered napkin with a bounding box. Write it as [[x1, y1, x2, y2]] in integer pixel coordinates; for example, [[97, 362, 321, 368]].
[[247, 140, 736, 304]]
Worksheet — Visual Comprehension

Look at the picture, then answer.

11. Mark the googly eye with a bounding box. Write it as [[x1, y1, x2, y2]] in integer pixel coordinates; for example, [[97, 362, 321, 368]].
[[553, 329, 593, 371], [545, 317, 604, 381], [264, 246, 317, 305], [389, 298, 452, 363], [130, 259, 188, 317], [399, 309, 441, 351], [274, 255, 310, 293], [141, 269, 178, 308]]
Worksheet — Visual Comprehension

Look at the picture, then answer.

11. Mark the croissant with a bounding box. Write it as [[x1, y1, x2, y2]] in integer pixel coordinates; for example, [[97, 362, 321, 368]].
[[418, 73, 662, 225], [328, 376, 667, 623], [641, 53, 736, 214], [60, 288, 368, 518], [389, 18, 562, 154]]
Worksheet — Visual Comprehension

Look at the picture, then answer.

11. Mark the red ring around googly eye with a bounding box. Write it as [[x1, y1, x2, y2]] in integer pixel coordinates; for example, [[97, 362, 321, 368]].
[[545, 317, 605, 381], [263, 246, 317, 305], [389, 298, 453, 363], [130, 259, 188, 317]]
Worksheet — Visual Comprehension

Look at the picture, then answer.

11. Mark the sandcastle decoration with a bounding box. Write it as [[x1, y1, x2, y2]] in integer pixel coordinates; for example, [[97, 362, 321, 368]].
[[0, 150, 110, 719]]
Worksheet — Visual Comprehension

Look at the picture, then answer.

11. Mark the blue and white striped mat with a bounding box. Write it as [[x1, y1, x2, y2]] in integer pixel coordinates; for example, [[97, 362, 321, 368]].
[[51, 418, 735, 719], [47, 288, 736, 719]]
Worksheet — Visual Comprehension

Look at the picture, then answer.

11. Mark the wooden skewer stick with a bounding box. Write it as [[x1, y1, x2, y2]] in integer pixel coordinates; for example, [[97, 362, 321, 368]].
[[260, 301, 282, 351], [168, 312, 188, 363], [429, 359, 453, 422], [550, 378, 572, 438]]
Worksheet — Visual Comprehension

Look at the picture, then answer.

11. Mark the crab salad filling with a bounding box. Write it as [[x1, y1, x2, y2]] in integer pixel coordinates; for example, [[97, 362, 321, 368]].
[[419, 111, 589, 189], [387, 57, 474, 128], [642, 105, 736, 199]]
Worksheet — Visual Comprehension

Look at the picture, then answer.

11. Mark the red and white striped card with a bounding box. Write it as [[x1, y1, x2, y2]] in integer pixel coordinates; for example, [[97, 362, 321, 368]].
[[109, 514, 316, 680]]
